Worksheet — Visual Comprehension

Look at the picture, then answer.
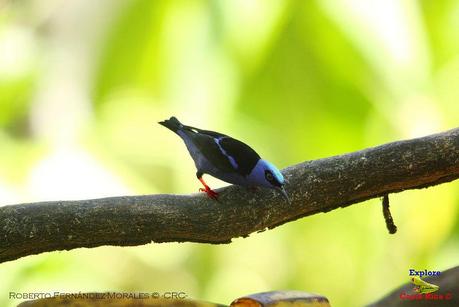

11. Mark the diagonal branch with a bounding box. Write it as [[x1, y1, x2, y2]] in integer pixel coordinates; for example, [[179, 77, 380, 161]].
[[1, 128, 458, 264]]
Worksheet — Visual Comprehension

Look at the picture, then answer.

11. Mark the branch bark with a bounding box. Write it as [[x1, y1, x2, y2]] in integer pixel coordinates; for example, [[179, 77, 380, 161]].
[[1, 128, 458, 264]]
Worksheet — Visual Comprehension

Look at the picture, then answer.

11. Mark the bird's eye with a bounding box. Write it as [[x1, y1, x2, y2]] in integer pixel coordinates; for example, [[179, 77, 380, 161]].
[[265, 171, 274, 182]]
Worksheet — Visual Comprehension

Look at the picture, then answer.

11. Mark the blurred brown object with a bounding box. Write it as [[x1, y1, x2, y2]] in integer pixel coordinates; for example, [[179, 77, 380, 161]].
[[17, 291, 331, 307], [18, 295, 224, 307], [231, 291, 330, 307]]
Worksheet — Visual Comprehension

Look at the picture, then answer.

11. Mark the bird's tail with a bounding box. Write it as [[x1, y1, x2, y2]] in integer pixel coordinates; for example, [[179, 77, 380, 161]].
[[158, 116, 183, 133]]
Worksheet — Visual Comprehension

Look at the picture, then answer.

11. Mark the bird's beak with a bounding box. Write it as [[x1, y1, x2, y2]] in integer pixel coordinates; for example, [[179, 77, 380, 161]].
[[277, 186, 290, 204]]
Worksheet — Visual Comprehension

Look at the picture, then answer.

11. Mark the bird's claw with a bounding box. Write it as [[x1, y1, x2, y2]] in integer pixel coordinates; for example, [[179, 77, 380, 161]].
[[199, 187, 219, 200]]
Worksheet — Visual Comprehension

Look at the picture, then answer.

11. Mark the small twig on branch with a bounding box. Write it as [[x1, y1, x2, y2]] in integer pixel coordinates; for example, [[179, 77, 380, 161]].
[[0, 128, 458, 264], [381, 194, 397, 234]]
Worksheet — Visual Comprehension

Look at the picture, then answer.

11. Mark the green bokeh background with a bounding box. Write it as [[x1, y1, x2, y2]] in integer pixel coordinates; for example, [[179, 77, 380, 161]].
[[1, 1, 458, 306]]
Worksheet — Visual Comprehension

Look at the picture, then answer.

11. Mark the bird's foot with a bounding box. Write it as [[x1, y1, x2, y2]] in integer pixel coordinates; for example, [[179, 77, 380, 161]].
[[199, 186, 219, 200], [198, 176, 219, 200]]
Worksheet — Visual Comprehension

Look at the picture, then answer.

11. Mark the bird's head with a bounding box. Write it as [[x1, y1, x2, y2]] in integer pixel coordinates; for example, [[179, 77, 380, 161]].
[[249, 159, 289, 203]]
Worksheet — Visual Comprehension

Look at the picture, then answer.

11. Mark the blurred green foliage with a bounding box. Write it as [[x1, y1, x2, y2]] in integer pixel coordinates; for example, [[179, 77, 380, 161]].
[[0, 1, 458, 307]]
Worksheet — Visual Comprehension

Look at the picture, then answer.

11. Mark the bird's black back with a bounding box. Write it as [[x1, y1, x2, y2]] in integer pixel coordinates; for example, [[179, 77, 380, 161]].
[[182, 124, 260, 176], [218, 136, 260, 176]]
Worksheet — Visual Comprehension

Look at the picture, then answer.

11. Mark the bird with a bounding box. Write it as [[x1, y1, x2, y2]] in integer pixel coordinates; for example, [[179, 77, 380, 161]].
[[159, 116, 289, 202]]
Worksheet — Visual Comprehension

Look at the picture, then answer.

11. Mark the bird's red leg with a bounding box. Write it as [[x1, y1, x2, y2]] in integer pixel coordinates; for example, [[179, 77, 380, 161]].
[[198, 177, 219, 200]]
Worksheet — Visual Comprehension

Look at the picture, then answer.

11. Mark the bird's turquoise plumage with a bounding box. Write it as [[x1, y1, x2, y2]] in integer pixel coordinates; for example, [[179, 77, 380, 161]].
[[159, 116, 288, 201]]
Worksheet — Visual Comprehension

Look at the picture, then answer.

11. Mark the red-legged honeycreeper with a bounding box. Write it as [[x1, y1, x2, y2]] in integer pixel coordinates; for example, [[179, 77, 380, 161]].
[[159, 116, 289, 202]]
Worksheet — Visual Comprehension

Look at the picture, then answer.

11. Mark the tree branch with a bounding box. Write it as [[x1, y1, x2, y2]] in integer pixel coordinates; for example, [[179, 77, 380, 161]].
[[1, 128, 458, 264]]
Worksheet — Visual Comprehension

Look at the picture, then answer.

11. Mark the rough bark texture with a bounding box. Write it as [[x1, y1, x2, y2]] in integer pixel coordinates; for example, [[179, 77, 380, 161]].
[[1, 128, 458, 264]]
